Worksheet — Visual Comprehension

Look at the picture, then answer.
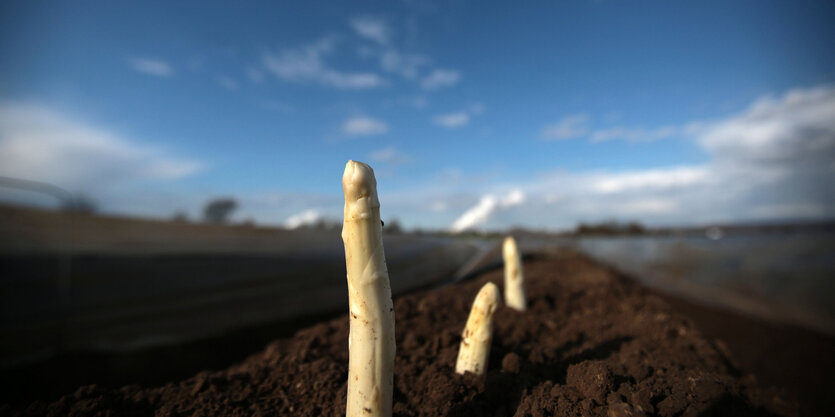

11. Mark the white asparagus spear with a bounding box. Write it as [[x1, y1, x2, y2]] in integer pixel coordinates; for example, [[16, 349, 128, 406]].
[[342, 160, 395, 417], [503, 236, 527, 311], [455, 282, 501, 375]]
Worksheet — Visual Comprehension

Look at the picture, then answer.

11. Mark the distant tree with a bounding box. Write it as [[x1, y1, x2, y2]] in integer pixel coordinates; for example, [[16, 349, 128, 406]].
[[574, 220, 646, 236], [62, 194, 97, 214], [203, 198, 238, 224], [383, 218, 403, 235], [625, 222, 646, 234], [171, 211, 189, 222]]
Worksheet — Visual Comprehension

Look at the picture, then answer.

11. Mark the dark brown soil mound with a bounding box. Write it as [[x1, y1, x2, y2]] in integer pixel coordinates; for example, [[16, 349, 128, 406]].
[[4, 251, 797, 416]]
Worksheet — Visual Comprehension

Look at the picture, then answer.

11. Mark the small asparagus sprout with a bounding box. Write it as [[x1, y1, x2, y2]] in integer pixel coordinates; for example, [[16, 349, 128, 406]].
[[455, 282, 501, 375], [342, 161, 395, 417], [503, 236, 527, 311]]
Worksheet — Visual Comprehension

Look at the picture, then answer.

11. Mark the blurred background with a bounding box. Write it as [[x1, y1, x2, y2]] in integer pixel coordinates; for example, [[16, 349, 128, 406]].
[[1, 0, 834, 412]]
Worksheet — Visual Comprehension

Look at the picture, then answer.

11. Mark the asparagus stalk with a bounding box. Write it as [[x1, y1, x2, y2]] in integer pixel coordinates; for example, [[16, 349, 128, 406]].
[[503, 236, 527, 311], [342, 160, 395, 417], [455, 282, 501, 375]]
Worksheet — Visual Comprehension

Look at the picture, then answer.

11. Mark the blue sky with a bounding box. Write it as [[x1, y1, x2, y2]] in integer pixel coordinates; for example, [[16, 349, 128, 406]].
[[1, 0, 834, 230]]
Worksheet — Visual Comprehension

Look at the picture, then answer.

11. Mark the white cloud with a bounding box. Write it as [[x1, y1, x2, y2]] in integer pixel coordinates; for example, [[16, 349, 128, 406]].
[[342, 116, 389, 136], [246, 68, 264, 83], [320, 71, 385, 89], [348, 16, 432, 83], [589, 166, 709, 194], [127, 57, 173, 77], [450, 195, 497, 232], [421, 69, 460, 90], [541, 115, 701, 143], [349, 16, 392, 45], [433, 112, 470, 128], [698, 85, 835, 166], [589, 125, 691, 143], [0, 102, 202, 192], [430, 200, 448, 212], [450, 189, 526, 232], [370, 147, 409, 164], [380, 50, 428, 79], [216, 76, 239, 91], [452, 84, 834, 229], [233, 191, 341, 227], [618, 199, 679, 215], [541, 114, 589, 140], [433, 103, 483, 128], [438, 165, 716, 231], [284, 209, 323, 229], [262, 38, 386, 89], [501, 189, 526, 206]]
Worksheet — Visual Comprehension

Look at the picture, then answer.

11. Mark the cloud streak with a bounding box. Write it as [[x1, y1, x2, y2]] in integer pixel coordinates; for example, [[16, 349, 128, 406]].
[[421, 69, 460, 90], [542, 114, 700, 143], [541, 114, 589, 140], [380, 50, 428, 79], [127, 57, 174, 77], [434, 112, 470, 128], [262, 38, 386, 89], [0, 102, 202, 192], [698, 85, 835, 166], [349, 16, 392, 45], [342, 116, 389, 136], [433, 103, 483, 128], [370, 147, 410, 164], [450, 189, 525, 232]]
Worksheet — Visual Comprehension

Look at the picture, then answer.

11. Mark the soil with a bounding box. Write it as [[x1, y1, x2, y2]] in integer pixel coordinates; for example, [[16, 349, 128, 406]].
[[652, 291, 835, 417], [2, 250, 800, 416]]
